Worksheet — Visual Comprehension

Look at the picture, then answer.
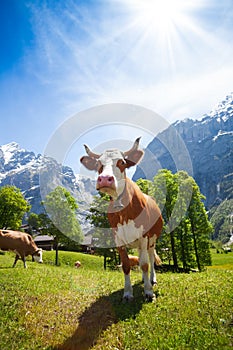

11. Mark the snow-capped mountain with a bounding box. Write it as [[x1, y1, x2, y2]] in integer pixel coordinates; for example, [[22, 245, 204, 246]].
[[0, 142, 97, 232], [133, 93, 233, 208], [173, 92, 233, 142]]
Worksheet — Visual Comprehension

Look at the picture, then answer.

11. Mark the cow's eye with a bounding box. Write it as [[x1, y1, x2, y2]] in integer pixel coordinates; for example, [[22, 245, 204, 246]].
[[117, 159, 126, 171]]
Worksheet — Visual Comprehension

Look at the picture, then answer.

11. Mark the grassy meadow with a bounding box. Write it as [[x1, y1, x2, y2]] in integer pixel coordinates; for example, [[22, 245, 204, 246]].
[[0, 249, 232, 350]]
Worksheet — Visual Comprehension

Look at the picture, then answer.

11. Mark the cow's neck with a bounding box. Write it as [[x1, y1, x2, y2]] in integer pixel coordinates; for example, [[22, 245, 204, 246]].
[[112, 190, 125, 209], [110, 177, 127, 209], [111, 177, 142, 210]]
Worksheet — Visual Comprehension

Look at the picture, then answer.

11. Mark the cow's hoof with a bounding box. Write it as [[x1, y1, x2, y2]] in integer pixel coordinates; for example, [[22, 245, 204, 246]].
[[122, 295, 134, 303], [151, 280, 157, 286], [145, 293, 155, 303]]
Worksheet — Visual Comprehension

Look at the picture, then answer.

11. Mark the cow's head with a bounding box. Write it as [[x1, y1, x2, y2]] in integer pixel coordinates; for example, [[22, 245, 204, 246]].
[[33, 248, 43, 263], [80, 137, 144, 199]]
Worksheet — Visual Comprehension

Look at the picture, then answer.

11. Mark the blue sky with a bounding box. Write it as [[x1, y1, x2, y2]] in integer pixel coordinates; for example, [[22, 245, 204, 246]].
[[0, 0, 233, 174]]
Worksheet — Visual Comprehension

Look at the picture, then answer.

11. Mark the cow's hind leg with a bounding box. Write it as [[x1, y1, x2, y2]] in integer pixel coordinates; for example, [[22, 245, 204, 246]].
[[13, 254, 20, 268], [148, 237, 161, 285], [22, 255, 27, 268], [139, 238, 154, 302], [118, 247, 133, 301], [13, 253, 27, 268]]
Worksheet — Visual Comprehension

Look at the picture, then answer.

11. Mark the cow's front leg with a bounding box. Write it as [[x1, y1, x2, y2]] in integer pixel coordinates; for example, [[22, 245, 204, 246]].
[[118, 247, 133, 301], [139, 239, 154, 301], [149, 248, 156, 285]]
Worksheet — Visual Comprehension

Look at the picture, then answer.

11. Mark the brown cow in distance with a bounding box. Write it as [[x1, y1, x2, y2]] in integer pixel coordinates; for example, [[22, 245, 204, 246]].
[[80, 137, 163, 301], [0, 229, 43, 268]]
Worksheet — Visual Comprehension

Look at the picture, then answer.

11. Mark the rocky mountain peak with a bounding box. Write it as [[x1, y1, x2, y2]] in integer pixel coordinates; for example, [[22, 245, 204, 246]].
[[207, 92, 233, 119], [133, 93, 233, 208], [0, 142, 37, 173], [173, 93, 233, 143]]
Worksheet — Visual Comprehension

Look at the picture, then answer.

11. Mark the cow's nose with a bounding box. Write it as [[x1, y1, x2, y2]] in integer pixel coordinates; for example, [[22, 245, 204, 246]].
[[97, 175, 114, 187]]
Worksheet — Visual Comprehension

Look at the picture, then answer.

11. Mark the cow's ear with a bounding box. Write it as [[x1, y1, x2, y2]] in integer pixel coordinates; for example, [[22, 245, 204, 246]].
[[125, 150, 144, 168], [80, 156, 98, 171]]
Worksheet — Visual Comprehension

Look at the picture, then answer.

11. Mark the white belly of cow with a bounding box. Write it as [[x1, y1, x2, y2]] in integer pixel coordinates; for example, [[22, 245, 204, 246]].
[[115, 220, 143, 247]]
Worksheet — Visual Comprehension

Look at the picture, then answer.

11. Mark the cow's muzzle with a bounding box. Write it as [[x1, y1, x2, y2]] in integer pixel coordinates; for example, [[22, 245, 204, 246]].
[[97, 175, 114, 189]]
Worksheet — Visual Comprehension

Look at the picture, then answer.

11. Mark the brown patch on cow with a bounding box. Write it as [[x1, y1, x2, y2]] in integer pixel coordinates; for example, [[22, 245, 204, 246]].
[[108, 178, 163, 238], [116, 159, 128, 172], [128, 255, 139, 268], [118, 246, 130, 275], [141, 263, 149, 272]]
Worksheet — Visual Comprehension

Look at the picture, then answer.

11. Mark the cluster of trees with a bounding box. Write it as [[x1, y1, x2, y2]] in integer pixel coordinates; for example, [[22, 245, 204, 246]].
[[0, 185, 82, 265], [141, 170, 213, 271], [88, 170, 213, 271]]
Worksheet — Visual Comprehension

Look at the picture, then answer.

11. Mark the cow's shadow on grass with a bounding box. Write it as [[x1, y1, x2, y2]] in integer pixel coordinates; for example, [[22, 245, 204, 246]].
[[54, 282, 147, 350]]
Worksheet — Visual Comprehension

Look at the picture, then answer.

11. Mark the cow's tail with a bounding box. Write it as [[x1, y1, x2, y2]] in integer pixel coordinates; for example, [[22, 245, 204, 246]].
[[154, 250, 162, 266]]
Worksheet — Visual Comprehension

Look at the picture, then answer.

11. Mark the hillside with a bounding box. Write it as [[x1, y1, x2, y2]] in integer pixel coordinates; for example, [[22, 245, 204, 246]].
[[133, 93, 233, 209], [0, 142, 96, 232]]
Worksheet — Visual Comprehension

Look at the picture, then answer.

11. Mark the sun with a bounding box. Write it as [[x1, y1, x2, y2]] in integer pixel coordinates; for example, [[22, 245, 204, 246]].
[[139, 0, 182, 27], [128, 0, 196, 36]]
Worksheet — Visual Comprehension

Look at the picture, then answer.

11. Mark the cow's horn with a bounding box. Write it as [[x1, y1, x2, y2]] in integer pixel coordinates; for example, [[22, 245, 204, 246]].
[[84, 144, 100, 159], [124, 137, 141, 157]]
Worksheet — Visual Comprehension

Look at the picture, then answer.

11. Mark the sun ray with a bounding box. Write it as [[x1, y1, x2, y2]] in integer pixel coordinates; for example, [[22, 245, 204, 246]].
[[116, 0, 215, 80]]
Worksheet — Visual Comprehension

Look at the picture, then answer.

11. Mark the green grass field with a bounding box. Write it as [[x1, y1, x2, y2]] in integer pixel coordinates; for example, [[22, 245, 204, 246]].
[[0, 250, 232, 350], [209, 249, 233, 270]]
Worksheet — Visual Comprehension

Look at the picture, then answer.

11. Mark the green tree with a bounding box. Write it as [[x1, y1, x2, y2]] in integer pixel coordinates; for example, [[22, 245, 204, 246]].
[[136, 178, 153, 195], [175, 219, 194, 270], [42, 186, 83, 265], [173, 171, 195, 270], [0, 186, 30, 229], [28, 213, 42, 232], [151, 169, 179, 270], [187, 177, 212, 270]]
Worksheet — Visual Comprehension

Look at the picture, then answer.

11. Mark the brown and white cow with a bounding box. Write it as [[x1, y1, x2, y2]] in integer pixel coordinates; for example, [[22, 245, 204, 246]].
[[0, 229, 43, 268], [74, 260, 81, 268], [80, 137, 163, 301]]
